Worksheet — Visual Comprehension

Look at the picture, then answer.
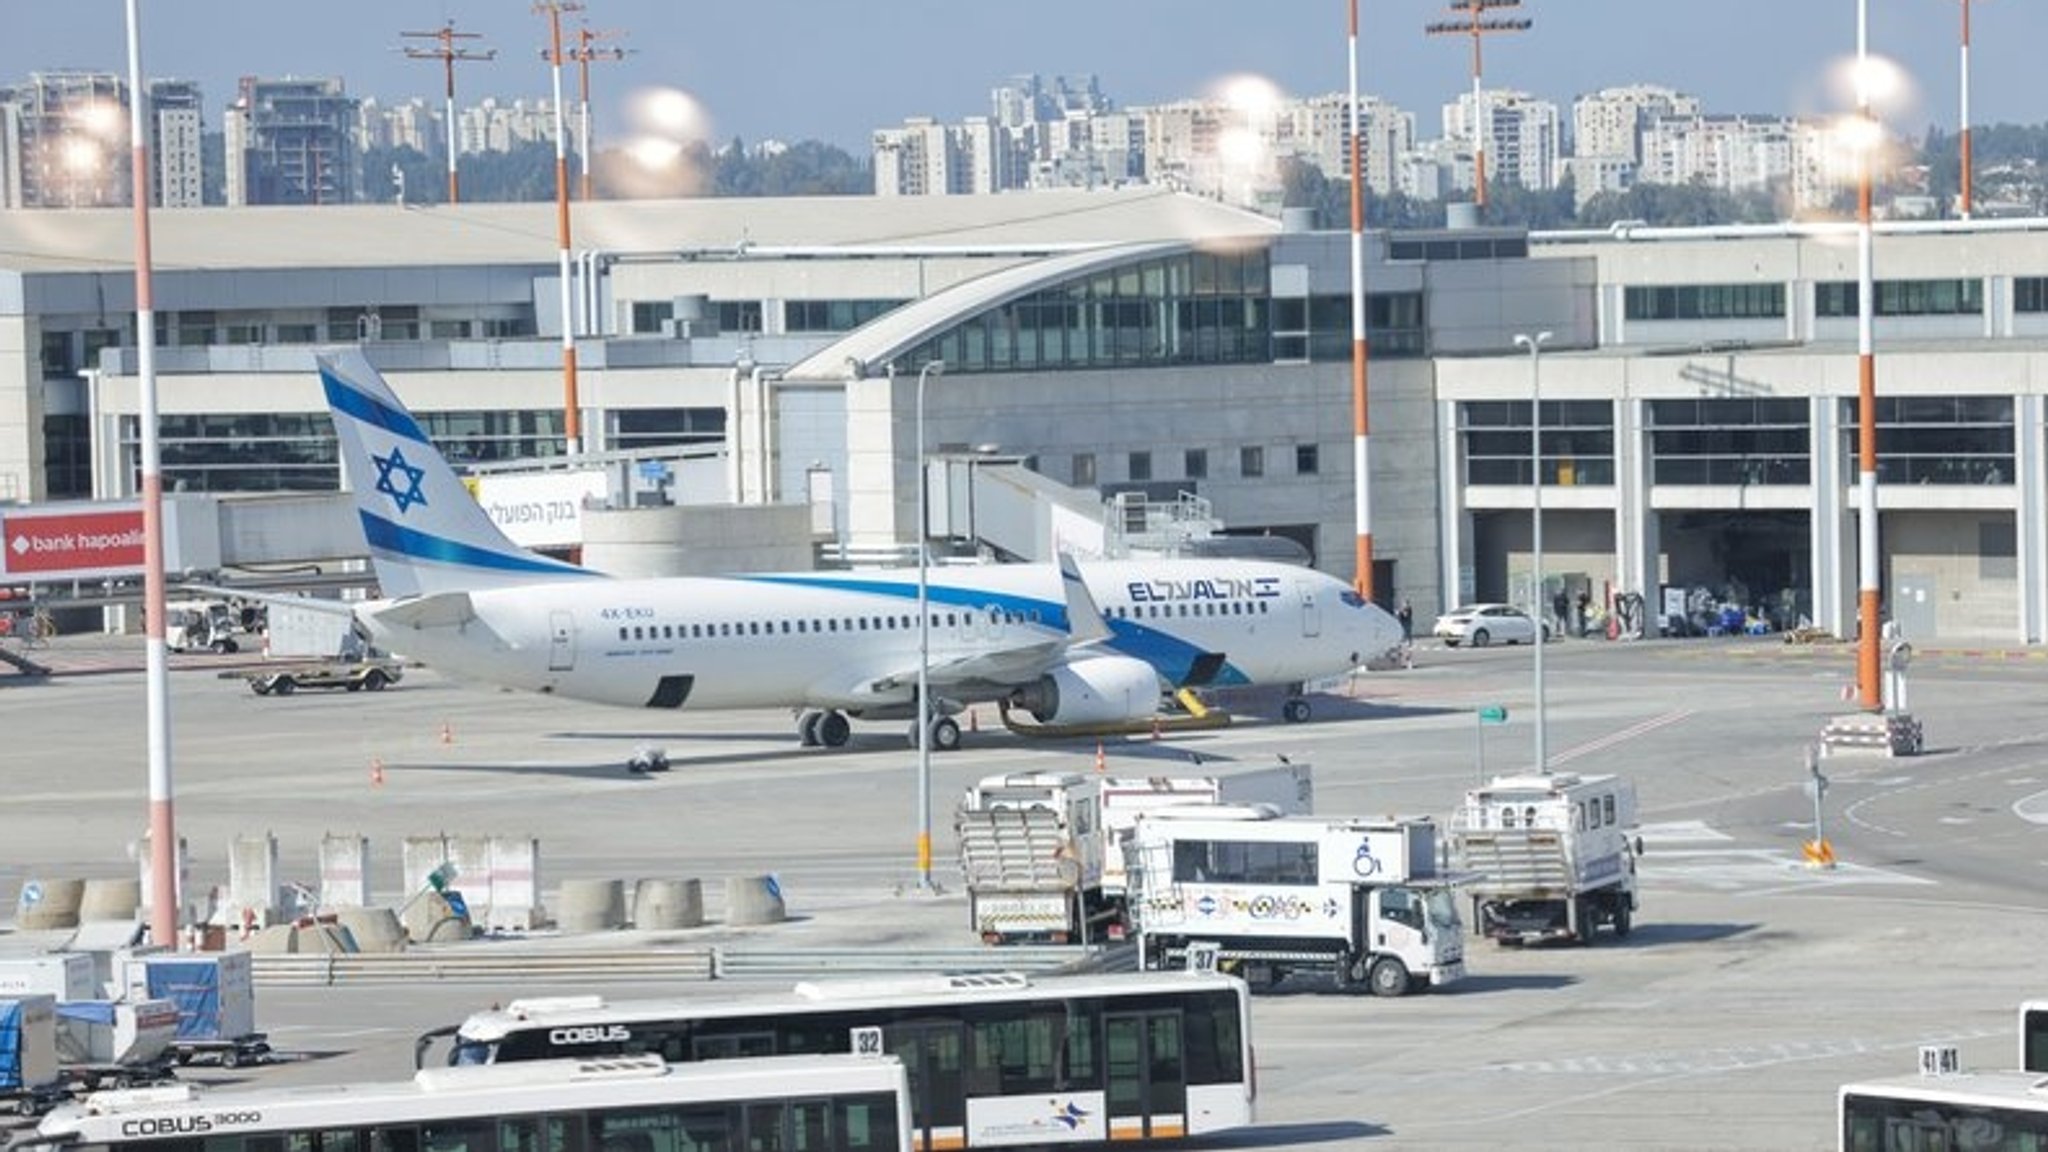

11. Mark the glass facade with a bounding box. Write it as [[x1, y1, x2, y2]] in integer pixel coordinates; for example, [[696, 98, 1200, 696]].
[[1839, 396, 2013, 485], [117, 409, 569, 493], [1270, 293, 1427, 361], [1816, 278, 1984, 318], [896, 249, 1272, 375], [1624, 283, 1786, 321], [612, 408, 726, 452], [784, 299, 908, 333], [1649, 399, 1810, 485], [1461, 400, 1616, 486]]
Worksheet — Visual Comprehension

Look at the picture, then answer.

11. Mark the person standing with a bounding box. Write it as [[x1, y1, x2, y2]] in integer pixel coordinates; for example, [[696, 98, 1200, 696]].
[[1397, 599, 1414, 641]]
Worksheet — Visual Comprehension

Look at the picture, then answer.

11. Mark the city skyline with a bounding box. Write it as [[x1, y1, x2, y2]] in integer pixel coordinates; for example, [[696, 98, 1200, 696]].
[[0, 1, 2040, 154]]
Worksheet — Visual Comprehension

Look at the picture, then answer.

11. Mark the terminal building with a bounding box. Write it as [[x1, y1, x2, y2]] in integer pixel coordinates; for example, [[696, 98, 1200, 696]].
[[0, 189, 2041, 644]]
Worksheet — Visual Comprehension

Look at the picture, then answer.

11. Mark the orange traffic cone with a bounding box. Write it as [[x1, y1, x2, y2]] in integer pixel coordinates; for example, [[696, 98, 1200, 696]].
[[1094, 742, 1106, 774], [439, 720, 454, 745], [370, 757, 385, 787]]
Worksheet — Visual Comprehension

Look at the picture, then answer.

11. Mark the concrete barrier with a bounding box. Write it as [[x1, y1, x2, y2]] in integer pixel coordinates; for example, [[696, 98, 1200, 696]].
[[78, 877, 141, 922], [724, 875, 786, 927], [556, 879, 627, 932], [334, 907, 407, 953], [17, 878, 85, 930], [631, 879, 704, 930], [400, 891, 471, 944]]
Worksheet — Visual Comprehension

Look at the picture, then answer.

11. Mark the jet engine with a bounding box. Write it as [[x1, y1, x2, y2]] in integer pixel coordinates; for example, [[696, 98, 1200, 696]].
[[1008, 654, 1161, 725]]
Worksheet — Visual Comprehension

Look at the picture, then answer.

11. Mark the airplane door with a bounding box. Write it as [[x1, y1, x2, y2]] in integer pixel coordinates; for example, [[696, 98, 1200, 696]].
[[548, 610, 575, 672], [1299, 584, 1322, 638]]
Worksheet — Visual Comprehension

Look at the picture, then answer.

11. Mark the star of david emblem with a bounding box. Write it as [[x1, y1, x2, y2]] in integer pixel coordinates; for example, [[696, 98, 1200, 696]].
[[373, 446, 428, 514]]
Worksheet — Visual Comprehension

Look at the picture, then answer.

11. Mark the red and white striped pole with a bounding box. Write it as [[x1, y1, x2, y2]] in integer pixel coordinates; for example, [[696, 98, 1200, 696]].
[[1347, 0, 1374, 602], [1854, 0, 1883, 710], [126, 0, 178, 949]]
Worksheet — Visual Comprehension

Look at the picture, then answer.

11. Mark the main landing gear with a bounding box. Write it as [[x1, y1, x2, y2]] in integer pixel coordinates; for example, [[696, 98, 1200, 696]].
[[797, 708, 852, 748]]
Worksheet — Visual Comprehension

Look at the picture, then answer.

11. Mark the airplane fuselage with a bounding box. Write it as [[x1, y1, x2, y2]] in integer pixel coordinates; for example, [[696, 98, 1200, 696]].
[[363, 559, 1395, 714]]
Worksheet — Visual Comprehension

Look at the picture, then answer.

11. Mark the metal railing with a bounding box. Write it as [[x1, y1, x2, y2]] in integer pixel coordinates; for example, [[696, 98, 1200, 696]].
[[250, 943, 1132, 987]]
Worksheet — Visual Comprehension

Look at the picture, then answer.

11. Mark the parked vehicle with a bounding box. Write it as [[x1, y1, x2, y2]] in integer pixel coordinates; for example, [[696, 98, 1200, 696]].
[[1125, 808, 1467, 995], [1432, 602, 1547, 647], [1449, 772, 1640, 944], [239, 659, 403, 696], [956, 764, 1313, 944]]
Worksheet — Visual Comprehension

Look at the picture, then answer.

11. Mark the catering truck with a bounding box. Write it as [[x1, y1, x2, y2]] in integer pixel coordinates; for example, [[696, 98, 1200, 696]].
[[956, 764, 1312, 944], [1123, 808, 1467, 996], [1448, 772, 1640, 944]]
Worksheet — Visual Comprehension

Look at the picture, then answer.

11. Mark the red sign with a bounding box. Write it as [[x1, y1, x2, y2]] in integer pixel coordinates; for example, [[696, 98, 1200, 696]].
[[2, 509, 146, 576]]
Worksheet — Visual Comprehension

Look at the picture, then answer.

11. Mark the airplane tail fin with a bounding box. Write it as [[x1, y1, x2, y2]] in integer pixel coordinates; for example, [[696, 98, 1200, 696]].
[[315, 348, 600, 597]]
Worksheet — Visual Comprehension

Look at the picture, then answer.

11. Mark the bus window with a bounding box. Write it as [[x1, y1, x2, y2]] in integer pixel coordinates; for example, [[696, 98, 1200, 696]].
[[422, 1119, 497, 1152], [693, 1030, 777, 1060]]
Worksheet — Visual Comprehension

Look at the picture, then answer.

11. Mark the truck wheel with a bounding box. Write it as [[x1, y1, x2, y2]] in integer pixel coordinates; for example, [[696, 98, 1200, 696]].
[[1614, 904, 1633, 938], [272, 676, 296, 695], [1368, 957, 1411, 998], [363, 669, 389, 691], [251, 680, 271, 696], [221, 1048, 241, 1069]]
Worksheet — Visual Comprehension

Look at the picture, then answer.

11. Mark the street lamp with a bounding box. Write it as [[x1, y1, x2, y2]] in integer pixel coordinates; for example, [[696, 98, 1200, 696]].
[[1514, 330, 1553, 774], [914, 360, 945, 892]]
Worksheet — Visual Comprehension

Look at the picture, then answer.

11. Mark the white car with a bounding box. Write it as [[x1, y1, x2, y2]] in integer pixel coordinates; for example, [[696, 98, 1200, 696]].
[[1433, 603, 1547, 647]]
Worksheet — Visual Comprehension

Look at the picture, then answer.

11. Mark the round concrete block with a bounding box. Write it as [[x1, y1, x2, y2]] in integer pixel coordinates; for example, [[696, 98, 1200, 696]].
[[290, 922, 357, 955], [399, 891, 472, 944], [78, 877, 141, 922], [631, 878, 703, 930], [556, 879, 627, 933], [334, 907, 406, 953], [16, 877, 85, 930], [724, 875, 786, 926]]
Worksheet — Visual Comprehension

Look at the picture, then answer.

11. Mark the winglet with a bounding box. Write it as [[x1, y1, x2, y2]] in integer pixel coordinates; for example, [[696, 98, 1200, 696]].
[[1058, 553, 1112, 645]]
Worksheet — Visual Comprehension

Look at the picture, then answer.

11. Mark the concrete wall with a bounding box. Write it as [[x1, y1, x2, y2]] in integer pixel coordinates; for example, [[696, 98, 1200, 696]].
[[1888, 510, 2018, 641], [0, 314, 40, 501]]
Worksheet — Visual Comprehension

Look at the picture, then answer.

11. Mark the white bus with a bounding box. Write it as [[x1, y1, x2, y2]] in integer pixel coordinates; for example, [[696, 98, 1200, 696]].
[[1840, 1071, 2048, 1151], [414, 972, 1254, 1150], [19, 1054, 910, 1152], [2022, 1000, 2048, 1073]]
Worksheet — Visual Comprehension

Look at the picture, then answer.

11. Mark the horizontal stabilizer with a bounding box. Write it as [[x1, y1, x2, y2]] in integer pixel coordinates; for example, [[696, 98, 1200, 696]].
[[366, 591, 477, 631]]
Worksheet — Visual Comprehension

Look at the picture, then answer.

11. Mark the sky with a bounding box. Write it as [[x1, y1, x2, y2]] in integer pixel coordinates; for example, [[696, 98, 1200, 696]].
[[0, 1, 2041, 152]]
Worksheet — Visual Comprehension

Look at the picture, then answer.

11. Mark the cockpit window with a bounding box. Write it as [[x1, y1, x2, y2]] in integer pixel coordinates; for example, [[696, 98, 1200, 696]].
[[1339, 591, 1366, 608]]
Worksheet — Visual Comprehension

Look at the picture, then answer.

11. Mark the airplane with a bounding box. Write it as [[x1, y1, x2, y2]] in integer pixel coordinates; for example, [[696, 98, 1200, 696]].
[[314, 348, 1403, 751]]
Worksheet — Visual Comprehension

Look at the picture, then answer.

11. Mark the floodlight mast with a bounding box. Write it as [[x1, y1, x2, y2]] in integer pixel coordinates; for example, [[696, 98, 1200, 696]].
[[567, 24, 630, 201], [401, 21, 495, 204], [1424, 0, 1531, 211]]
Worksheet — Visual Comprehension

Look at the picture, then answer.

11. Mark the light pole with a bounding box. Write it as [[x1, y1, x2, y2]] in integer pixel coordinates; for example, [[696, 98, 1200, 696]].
[[914, 360, 945, 892], [1514, 330, 1552, 774]]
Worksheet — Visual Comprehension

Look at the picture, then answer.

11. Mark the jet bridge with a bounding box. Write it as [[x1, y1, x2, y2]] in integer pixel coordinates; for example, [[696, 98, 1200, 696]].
[[927, 456, 1229, 562]]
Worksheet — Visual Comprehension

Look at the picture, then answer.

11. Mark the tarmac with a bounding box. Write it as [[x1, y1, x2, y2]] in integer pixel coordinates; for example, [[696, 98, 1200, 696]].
[[4, 629, 2047, 1150]]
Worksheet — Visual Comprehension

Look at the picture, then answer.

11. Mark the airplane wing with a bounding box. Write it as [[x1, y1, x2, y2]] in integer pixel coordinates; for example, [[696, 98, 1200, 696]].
[[840, 554, 1110, 698]]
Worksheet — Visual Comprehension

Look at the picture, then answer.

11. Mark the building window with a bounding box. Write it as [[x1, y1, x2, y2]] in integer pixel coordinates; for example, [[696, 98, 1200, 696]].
[[1241, 445, 1264, 478], [631, 301, 671, 334], [1623, 283, 1786, 321], [1072, 453, 1096, 487], [1294, 444, 1319, 475], [1816, 278, 1983, 318], [1129, 451, 1152, 482], [1649, 399, 1810, 485], [1462, 400, 1616, 486], [1184, 448, 1208, 480], [1838, 395, 2012, 485], [1298, 292, 1426, 360], [2017, 277, 2048, 314], [718, 301, 764, 333], [784, 299, 908, 333]]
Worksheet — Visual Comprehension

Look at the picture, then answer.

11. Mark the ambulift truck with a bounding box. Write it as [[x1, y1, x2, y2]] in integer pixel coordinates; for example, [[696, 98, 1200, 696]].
[[1448, 772, 1641, 945], [1124, 808, 1468, 996], [956, 764, 1313, 945]]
